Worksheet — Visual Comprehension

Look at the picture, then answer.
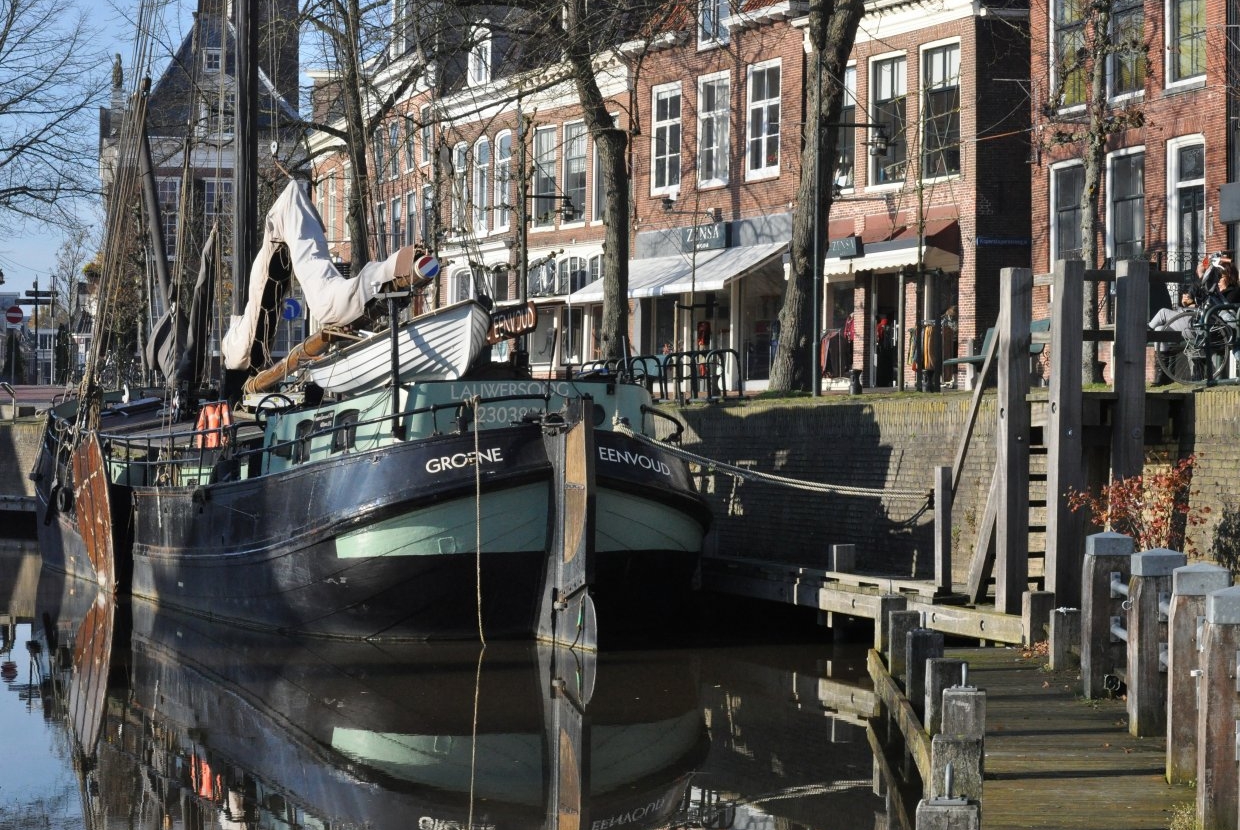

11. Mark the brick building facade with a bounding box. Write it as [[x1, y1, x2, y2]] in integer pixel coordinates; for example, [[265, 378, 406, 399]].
[[309, 0, 1032, 389]]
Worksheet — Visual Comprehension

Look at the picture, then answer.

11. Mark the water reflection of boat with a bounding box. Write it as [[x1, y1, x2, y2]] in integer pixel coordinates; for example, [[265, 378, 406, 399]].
[[29, 564, 121, 763], [63, 598, 706, 829]]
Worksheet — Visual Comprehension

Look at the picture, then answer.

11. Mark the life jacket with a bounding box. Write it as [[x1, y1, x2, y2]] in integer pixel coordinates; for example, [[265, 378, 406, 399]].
[[194, 401, 233, 449]]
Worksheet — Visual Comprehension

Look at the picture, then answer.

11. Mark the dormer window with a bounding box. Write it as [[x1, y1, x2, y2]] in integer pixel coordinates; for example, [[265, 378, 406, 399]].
[[203, 48, 221, 72], [468, 22, 492, 87], [699, 0, 729, 48]]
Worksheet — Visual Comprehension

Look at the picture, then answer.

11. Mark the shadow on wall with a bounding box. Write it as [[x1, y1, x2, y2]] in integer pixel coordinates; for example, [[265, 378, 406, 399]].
[[674, 396, 996, 579]]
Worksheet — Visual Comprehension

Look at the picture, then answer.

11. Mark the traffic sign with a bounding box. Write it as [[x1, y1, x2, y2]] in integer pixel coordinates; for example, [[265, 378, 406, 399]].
[[5, 306, 23, 325], [281, 297, 302, 320]]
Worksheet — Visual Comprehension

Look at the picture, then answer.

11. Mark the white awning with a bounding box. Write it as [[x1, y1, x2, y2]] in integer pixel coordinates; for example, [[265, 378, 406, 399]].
[[567, 254, 693, 303], [822, 244, 960, 281], [660, 240, 789, 294]]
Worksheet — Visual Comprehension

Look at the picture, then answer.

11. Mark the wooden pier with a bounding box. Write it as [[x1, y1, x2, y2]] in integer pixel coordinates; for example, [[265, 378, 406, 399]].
[[968, 645, 1191, 830]]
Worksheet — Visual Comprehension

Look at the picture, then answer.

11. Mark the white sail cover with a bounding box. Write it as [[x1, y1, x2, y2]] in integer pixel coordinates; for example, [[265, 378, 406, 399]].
[[222, 180, 415, 371]]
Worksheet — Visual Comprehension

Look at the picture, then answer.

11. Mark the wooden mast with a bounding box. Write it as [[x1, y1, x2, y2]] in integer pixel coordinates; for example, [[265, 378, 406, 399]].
[[225, 0, 258, 401]]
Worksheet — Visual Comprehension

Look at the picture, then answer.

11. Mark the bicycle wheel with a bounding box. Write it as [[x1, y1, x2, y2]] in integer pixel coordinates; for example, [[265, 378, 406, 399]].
[[1157, 339, 1227, 384]]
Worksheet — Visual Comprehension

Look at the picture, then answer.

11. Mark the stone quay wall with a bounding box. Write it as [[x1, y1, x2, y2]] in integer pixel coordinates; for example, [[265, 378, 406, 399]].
[[670, 387, 1240, 583]]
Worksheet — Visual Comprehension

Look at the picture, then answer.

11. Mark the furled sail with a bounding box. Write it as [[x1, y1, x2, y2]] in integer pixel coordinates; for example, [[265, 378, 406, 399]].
[[221, 180, 427, 371]]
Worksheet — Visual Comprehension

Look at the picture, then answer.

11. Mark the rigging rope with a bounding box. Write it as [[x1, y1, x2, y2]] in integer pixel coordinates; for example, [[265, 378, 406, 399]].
[[614, 422, 932, 502]]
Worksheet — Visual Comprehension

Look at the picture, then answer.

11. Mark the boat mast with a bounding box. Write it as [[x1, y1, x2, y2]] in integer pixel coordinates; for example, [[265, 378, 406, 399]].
[[226, 0, 258, 402]]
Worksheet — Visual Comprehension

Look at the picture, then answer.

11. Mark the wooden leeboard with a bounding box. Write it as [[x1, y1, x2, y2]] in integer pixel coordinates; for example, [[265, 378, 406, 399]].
[[66, 593, 115, 758], [71, 433, 116, 592]]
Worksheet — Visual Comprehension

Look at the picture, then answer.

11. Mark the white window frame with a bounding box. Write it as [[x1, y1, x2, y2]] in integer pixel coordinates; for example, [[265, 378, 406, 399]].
[[405, 191, 418, 247], [404, 115, 417, 171], [1048, 160, 1085, 264], [450, 267, 473, 303], [920, 39, 961, 181], [1166, 0, 1206, 88], [494, 129, 512, 232], [1050, 0, 1087, 113], [376, 201, 387, 258], [388, 122, 401, 179], [468, 21, 492, 87], [203, 48, 221, 72], [532, 125, 558, 229], [327, 175, 337, 243], [651, 82, 682, 196], [868, 52, 906, 189], [473, 136, 491, 235], [697, 71, 730, 189], [390, 196, 402, 253], [834, 65, 857, 192], [563, 120, 587, 225], [745, 59, 781, 182], [157, 177, 179, 259], [590, 113, 617, 224], [420, 105, 433, 166], [698, 0, 730, 48], [1166, 134, 1206, 268], [1107, 0, 1145, 102], [1105, 145, 1146, 262]]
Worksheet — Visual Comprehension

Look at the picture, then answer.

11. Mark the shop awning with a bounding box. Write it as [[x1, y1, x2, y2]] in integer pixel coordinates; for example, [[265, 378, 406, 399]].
[[566, 254, 692, 303], [822, 219, 960, 280], [567, 240, 788, 302], [659, 240, 788, 294]]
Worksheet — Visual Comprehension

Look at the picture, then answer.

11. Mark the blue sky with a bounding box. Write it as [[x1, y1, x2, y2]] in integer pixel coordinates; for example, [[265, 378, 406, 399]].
[[0, 1, 190, 307]]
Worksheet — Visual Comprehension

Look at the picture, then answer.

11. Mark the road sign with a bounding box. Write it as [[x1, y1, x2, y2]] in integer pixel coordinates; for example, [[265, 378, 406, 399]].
[[281, 298, 302, 320], [5, 306, 23, 325], [24, 289, 53, 298]]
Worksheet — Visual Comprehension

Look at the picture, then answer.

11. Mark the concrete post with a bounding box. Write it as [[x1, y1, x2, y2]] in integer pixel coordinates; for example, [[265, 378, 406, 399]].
[[1167, 563, 1230, 785], [888, 610, 922, 687], [1022, 590, 1056, 646], [1081, 532, 1135, 698], [1126, 548, 1185, 737], [1049, 608, 1081, 670], [932, 686, 986, 802], [942, 687, 986, 740], [875, 594, 909, 652], [1195, 585, 1240, 830], [906, 629, 945, 722], [925, 658, 967, 736]]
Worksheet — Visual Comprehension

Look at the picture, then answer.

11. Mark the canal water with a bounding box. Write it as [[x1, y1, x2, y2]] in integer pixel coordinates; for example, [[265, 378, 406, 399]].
[[0, 540, 892, 829]]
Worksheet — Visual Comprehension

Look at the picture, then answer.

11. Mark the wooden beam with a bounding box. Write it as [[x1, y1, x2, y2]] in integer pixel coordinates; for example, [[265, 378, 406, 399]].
[[1111, 260, 1148, 482], [994, 268, 1031, 613]]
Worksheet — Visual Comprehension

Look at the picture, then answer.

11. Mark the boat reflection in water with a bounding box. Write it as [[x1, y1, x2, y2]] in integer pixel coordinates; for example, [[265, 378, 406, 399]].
[[43, 590, 707, 830]]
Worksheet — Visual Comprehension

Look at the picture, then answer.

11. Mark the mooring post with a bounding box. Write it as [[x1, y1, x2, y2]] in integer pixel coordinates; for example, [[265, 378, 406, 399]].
[[1167, 563, 1230, 785], [1126, 548, 1185, 737], [875, 594, 909, 653], [925, 658, 967, 736], [1081, 532, 1135, 698], [931, 685, 986, 801], [1021, 590, 1055, 646], [888, 610, 923, 687], [906, 629, 945, 722], [1049, 607, 1081, 669], [1196, 585, 1240, 830]]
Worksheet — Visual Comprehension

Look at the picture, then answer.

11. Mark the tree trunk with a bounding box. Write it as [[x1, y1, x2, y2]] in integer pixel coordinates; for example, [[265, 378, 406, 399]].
[[769, 0, 865, 392], [1077, 2, 1111, 384], [562, 0, 629, 361]]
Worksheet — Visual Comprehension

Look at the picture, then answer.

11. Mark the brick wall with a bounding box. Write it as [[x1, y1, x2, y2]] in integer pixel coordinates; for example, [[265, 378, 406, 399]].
[[0, 420, 44, 499]]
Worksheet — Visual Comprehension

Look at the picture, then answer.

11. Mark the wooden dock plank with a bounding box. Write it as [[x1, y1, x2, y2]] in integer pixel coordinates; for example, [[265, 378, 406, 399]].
[[955, 646, 1191, 830]]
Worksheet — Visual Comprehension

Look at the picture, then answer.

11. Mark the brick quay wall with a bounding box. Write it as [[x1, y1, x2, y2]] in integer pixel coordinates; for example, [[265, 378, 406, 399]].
[[667, 388, 1240, 584]]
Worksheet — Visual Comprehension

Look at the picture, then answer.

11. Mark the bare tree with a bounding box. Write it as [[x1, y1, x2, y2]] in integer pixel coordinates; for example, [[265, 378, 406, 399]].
[[1041, 0, 1146, 382], [0, 0, 109, 231], [769, 0, 866, 392]]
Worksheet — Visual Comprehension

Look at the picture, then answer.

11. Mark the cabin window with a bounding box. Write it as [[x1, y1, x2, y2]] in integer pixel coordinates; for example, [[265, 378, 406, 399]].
[[332, 410, 359, 453], [293, 419, 315, 463]]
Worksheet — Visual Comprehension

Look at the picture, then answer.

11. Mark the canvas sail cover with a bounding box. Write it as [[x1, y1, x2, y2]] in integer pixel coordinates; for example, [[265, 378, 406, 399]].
[[221, 180, 416, 371]]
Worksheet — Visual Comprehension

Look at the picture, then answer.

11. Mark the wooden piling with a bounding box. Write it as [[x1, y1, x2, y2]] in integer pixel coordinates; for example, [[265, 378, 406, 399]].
[[1022, 590, 1055, 646], [934, 466, 951, 594], [1126, 548, 1185, 737], [888, 610, 923, 686], [1167, 563, 1230, 785], [1081, 532, 1134, 699], [1196, 585, 1240, 830], [875, 594, 909, 653], [1111, 259, 1148, 482], [906, 629, 945, 722], [994, 267, 1032, 614], [1049, 607, 1080, 670], [925, 658, 967, 736]]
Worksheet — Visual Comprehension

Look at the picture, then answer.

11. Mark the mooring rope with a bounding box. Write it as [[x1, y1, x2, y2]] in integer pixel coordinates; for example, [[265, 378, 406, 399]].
[[614, 422, 931, 502], [472, 396, 485, 645]]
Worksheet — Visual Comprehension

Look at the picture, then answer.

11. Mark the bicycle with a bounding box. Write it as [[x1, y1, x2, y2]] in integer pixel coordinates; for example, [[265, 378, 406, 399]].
[[1152, 253, 1240, 385]]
